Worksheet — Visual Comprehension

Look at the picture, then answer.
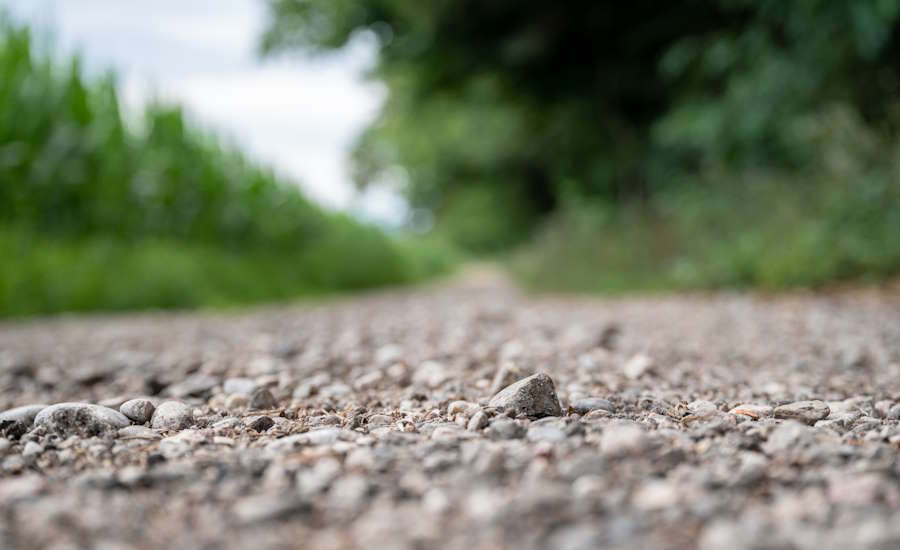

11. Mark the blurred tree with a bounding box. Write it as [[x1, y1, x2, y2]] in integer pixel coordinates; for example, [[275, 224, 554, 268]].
[[264, 0, 900, 251]]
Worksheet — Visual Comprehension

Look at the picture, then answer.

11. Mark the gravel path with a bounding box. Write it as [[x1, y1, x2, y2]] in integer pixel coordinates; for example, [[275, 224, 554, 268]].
[[2, 269, 900, 550]]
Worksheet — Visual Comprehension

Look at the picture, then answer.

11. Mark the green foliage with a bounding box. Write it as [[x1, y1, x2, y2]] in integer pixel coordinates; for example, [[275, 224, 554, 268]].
[[0, 19, 455, 316], [513, 108, 900, 291], [0, 228, 457, 317], [265, 0, 900, 270]]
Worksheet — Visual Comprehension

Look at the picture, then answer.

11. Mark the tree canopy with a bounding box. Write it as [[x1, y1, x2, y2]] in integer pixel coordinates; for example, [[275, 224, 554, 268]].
[[265, 0, 900, 250]]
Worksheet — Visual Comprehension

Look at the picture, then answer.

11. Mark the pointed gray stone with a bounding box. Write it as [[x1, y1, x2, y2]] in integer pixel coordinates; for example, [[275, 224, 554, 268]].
[[488, 373, 562, 418]]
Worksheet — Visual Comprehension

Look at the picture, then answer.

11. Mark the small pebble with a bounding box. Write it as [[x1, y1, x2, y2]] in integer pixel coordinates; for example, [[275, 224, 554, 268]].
[[247, 415, 275, 432], [150, 401, 194, 430], [22, 441, 43, 458], [887, 404, 900, 420], [467, 411, 489, 431], [120, 399, 156, 424], [249, 388, 277, 410]]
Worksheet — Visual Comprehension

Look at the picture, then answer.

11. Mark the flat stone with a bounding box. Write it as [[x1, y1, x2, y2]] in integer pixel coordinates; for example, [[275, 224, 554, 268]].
[[0, 404, 47, 427], [120, 399, 156, 424], [118, 426, 161, 440], [223, 377, 257, 395], [773, 400, 830, 425], [570, 397, 614, 414], [488, 372, 562, 418], [150, 401, 194, 430], [729, 404, 773, 420], [33, 403, 130, 436]]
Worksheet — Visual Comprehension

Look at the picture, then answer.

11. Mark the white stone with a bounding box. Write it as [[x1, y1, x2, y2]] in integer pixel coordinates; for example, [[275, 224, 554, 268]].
[[34, 403, 130, 436]]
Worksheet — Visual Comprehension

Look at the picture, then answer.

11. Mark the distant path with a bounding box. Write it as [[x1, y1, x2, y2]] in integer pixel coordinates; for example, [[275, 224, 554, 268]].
[[2, 268, 900, 549]]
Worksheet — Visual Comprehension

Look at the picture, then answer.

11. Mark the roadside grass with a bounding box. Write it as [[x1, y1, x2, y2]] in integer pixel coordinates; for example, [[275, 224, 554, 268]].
[[511, 172, 900, 293], [0, 228, 458, 317]]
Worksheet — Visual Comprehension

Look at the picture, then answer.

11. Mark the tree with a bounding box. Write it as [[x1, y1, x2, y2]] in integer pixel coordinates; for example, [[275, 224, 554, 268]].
[[264, 0, 900, 251]]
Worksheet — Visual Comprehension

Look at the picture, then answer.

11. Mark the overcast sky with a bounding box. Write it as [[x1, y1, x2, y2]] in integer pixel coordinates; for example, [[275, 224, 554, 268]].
[[1, 0, 405, 222]]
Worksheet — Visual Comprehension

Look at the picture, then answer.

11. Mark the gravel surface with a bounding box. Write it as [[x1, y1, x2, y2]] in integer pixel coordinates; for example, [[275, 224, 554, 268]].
[[2, 270, 900, 549]]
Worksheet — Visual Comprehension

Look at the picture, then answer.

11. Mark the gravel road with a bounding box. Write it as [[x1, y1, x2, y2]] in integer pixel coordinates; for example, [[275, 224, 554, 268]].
[[2, 269, 900, 550]]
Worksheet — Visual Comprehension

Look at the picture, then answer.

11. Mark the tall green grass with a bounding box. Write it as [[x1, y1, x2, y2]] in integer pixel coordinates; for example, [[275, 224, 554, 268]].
[[0, 20, 454, 317]]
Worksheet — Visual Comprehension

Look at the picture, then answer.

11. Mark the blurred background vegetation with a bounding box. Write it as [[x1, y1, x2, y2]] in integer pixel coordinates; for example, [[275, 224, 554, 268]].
[[4, 1, 900, 317], [0, 19, 453, 317], [266, 0, 900, 290]]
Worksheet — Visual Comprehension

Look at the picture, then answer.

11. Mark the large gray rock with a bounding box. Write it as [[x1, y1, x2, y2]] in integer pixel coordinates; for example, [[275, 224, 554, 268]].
[[33, 403, 130, 436], [150, 401, 194, 430], [489, 372, 562, 418]]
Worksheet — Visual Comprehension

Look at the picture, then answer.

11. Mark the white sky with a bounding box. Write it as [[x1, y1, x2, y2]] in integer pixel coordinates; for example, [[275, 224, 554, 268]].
[[1, 0, 406, 223]]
